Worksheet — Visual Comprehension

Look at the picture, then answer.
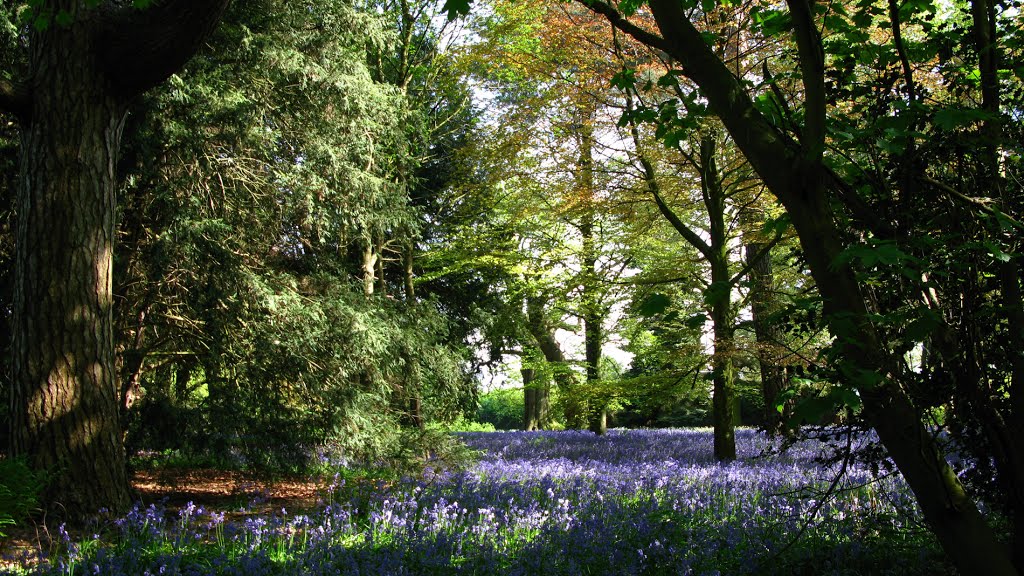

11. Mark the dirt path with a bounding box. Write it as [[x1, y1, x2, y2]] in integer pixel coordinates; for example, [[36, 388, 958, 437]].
[[1, 468, 328, 570]]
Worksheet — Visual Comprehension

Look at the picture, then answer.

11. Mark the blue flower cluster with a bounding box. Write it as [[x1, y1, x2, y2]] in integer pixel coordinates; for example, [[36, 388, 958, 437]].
[[6, 428, 948, 575]]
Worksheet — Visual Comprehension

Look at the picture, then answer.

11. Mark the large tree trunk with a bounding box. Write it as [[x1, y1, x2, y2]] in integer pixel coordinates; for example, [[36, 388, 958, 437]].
[[9, 14, 132, 517], [522, 366, 539, 431], [644, 0, 1016, 571], [1, 1, 230, 521]]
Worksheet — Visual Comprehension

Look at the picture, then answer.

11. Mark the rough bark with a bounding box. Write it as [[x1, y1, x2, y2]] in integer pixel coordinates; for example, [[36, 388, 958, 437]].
[[522, 366, 538, 431], [10, 9, 131, 517], [584, 0, 1019, 572], [362, 242, 377, 296], [2, 0, 229, 520]]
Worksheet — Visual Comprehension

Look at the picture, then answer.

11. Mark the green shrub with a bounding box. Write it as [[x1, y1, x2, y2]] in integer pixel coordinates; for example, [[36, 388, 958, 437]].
[[476, 387, 524, 430], [0, 456, 45, 537], [435, 416, 496, 432]]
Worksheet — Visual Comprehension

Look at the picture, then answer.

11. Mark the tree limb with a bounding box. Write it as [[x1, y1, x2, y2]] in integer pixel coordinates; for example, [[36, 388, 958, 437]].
[[97, 0, 231, 97], [786, 0, 826, 165], [576, 0, 671, 56]]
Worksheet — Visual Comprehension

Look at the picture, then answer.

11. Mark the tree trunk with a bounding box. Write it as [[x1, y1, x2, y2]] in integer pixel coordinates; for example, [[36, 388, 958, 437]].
[[375, 235, 387, 295], [0, 1, 229, 521], [526, 293, 580, 428], [9, 16, 132, 518], [701, 137, 737, 461], [742, 211, 789, 436], [577, 107, 607, 435], [587, 1, 1020, 571], [362, 241, 377, 296], [523, 366, 538, 431], [404, 240, 415, 300]]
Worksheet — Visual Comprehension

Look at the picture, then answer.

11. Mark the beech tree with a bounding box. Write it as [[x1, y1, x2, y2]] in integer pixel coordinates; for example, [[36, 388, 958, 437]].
[[0, 0, 229, 518], [571, 0, 1024, 573]]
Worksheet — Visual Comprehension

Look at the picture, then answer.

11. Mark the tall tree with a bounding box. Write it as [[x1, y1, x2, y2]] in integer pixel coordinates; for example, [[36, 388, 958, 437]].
[[575, 0, 1024, 572], [0, 0, 228, 519]]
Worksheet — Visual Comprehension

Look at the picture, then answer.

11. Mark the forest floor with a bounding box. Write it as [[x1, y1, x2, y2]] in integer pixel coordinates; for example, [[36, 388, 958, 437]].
[[1, 468, 326, 571]]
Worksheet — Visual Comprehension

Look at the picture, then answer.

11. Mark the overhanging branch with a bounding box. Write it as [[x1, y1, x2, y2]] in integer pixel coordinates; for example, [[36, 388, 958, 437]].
[[97, 0, 231, 97], [576, 0, 671, 56]]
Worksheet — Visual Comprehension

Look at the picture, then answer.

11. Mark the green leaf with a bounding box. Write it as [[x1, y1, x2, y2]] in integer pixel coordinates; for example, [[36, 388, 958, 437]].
[[442, 0, 471, 19], [619, 0, 647, 17], [684, 313, 708, 329], [32, 12, 50, 31], [611, 68, 637, 91], [54, 9, 72, 27], [933, 107, 994, 131], [702, 281, 731, 308], [637, 293, 672, 317], [982, 240, 1012, 262], [791, 396, 835, 425], [751, 8, 792, 36], [761, 212, 791, 237], [904, 308, 942, 342]]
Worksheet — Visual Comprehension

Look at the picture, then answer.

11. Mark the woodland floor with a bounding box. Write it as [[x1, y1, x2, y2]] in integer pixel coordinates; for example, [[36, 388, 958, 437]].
[[1, 468, 326, 570]]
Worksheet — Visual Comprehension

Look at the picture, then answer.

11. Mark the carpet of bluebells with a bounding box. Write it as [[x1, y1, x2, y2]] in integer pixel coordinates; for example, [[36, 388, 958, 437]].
[[4, 428, 951, 575]]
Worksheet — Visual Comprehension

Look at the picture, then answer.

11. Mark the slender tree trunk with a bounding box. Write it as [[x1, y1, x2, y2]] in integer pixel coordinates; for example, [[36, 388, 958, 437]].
[[404, 240, 415, 300], [523, 366, 538, 431], [9, 17, 131, 517], [970, 0, 1024, 562], [375, 236, 387, 295], [742, 209, 788, 435], [577, 108, 607, 435], [699, 137, 737, 461], [362, 241, 377, 297]]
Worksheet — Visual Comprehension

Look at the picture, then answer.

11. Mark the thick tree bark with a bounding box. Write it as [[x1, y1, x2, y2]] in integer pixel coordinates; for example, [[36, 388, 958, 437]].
[[2, 0, 230, 520], [585, 0, 1019, 572], [10, 11, 132, 517], [522, 366, 538, 430]]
